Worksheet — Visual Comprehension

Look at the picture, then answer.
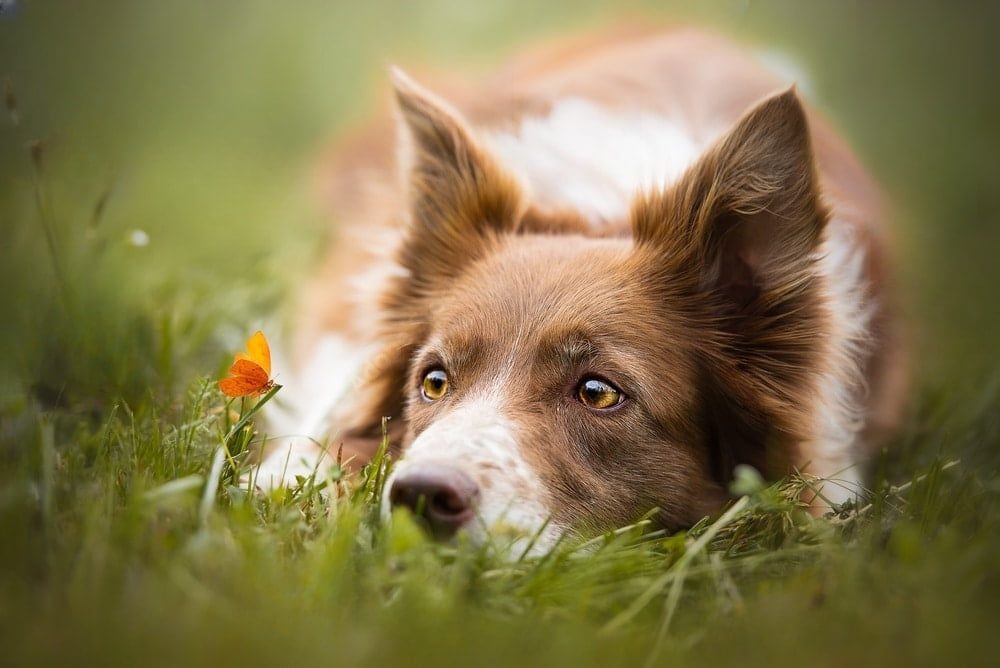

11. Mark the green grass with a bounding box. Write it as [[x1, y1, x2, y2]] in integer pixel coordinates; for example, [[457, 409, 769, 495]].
[[1, 1, 999, 666]]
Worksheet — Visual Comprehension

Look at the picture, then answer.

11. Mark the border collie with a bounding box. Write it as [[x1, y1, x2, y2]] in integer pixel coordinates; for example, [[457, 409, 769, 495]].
[[259, 27, 908, 553]]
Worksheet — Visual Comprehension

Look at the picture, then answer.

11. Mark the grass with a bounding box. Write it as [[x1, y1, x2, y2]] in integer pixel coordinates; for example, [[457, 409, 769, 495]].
[[2, 348, 997, 667], [1, 1, 999, 666]]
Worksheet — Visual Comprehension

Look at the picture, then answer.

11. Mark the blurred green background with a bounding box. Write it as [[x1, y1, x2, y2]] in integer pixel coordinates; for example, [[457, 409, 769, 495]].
[[1, 0, 999, 402]]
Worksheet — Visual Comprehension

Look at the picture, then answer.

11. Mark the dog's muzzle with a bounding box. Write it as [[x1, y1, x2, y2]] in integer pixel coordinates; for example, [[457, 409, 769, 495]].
[[387, 462, 480, 539]]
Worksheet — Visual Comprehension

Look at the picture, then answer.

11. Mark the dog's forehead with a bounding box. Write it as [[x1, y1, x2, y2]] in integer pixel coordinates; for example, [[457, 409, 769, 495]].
[[440, 235, 638, 325], [422, 235, 694, 382]]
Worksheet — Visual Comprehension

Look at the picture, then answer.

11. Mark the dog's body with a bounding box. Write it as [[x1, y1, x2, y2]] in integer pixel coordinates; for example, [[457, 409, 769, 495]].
[[260, 28, 907, 552]]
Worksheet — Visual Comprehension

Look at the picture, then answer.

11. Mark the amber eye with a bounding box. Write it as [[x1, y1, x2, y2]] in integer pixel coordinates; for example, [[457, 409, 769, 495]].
[[421, 369, 449, 401], [577, 377, 623, 410]]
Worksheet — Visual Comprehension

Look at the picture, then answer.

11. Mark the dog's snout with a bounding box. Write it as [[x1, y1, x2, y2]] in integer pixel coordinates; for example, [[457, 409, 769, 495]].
[[388, 464, 479, 539]]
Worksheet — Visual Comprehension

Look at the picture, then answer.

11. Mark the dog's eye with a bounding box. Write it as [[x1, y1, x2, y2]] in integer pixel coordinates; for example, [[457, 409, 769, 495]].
[[577, 377, 623, 410], [421, 369, 449, 401]]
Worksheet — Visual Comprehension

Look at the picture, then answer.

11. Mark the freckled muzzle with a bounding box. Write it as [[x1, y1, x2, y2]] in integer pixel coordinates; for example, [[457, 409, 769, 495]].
[[387, 462, 480, 539]]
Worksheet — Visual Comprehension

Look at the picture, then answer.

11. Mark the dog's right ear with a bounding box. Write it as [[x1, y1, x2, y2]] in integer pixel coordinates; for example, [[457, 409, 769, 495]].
[[391, 68, 524, 290]]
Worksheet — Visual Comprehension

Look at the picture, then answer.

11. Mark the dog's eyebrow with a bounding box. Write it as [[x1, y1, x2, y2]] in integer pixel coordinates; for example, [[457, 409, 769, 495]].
[[420, 333, 488, 372], [535, 329, 601, 367], [559, 336, 600, 364]]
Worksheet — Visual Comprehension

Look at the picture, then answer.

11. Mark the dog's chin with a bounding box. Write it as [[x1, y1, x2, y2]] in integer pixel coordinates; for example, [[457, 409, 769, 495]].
[[462, 519, 567, 560], [410, 515, 567, 561]]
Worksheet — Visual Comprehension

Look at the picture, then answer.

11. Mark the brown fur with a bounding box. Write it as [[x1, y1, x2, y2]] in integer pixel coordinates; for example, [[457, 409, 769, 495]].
[[295, 27, 907, 533]]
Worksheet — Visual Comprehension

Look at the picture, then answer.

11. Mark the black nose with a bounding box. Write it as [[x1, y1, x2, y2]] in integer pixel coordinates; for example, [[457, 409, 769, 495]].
[[388, 464, 479, 539]]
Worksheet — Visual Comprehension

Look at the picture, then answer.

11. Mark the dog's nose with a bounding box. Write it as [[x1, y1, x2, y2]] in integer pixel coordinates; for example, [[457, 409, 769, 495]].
[[388, 464, 479, 539]]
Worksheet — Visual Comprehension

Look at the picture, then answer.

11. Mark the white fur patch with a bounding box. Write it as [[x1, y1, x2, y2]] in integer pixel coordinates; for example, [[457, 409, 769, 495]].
[[808, 220, 876, 505], [485, 98, 704, 224], [257, 334, 373, 489], [381, 396, 561, 557]]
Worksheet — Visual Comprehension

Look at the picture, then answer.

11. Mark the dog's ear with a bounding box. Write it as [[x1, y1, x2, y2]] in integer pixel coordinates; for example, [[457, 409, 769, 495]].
[[632, 88, 826, 310], [336, 72, 524, 451], [631, 89, 830, 478], [391, 68, 524, 289]]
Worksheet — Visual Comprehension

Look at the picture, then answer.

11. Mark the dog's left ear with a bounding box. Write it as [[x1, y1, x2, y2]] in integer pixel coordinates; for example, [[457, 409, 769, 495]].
[[632, 88, 826, 309], [391, 68, 524, 290], [632, 89, 829, 477]]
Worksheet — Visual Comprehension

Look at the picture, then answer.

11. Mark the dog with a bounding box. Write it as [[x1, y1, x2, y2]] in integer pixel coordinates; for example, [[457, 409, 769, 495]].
[[258, 27, 908, 553]]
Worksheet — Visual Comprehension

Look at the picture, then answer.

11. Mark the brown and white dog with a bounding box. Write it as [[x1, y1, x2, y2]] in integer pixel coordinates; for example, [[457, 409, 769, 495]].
[[259, 27, 907, 553]]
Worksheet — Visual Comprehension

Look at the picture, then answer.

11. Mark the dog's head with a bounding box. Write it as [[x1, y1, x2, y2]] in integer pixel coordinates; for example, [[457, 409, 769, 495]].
[[350, 71, 829, 552]]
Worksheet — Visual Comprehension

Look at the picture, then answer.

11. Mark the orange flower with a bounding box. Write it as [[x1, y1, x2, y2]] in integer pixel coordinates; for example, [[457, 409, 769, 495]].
[[219, 330, 274, 397]]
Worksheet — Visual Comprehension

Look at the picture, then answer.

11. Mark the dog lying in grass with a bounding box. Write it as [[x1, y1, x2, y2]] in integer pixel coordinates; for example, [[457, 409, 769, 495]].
[[258, 27, 908, 553]]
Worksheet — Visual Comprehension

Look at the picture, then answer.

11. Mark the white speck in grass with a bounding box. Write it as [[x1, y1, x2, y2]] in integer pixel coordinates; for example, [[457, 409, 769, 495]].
[[128, 229, 150, 247], [730, 464, 766, 497]]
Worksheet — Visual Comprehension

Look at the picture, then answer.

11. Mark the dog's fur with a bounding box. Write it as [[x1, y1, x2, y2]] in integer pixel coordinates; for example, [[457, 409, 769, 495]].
[[259, 27, 908, 552]]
